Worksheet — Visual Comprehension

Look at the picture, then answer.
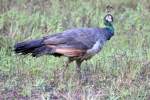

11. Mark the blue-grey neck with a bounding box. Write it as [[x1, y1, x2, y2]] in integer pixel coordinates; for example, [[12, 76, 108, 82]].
[[104, 21, 114, 40]]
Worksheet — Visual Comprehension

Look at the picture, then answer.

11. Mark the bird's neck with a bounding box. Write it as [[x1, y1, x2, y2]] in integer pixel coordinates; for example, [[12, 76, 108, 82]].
[[103, 22, 114, 40], [105, 23, 114, 34]]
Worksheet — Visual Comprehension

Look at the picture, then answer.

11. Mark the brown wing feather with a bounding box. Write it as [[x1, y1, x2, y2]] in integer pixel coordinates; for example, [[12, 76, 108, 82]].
[[43, 33, 88, 57], [55, 48, 86, 57], [45, 45, 86, 57]]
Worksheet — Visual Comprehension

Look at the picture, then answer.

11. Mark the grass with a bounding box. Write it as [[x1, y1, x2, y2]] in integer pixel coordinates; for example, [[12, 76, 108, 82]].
[[0, 0, 150, 99]]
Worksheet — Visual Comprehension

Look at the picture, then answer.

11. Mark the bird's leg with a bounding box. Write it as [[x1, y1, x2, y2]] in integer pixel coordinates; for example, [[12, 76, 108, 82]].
[[75, 60, 82, 84], [63, 58, 73, 72], [61, 58, 73, 80]]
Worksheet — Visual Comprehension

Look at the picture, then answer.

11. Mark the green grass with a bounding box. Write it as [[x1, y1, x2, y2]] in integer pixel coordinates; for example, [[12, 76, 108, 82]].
[[0, 0, 150, 99]]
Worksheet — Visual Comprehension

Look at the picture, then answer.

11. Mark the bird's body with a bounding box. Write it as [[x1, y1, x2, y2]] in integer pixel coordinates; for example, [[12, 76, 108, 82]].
[[15, 27, 113, 60], [14, 14, 114, 79]]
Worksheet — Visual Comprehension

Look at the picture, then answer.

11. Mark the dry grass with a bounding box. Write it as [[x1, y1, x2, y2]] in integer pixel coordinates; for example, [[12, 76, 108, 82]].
[[0, 0, 150, 99]]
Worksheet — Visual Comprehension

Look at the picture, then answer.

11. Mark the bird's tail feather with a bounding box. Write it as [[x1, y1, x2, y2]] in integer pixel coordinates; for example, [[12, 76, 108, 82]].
[[14, 39, 45, 56], [31, 46, 53, 57]]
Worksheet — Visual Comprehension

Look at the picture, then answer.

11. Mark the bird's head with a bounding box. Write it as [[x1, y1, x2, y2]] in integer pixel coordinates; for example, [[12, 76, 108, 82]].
[[104, 14, 113, 26]]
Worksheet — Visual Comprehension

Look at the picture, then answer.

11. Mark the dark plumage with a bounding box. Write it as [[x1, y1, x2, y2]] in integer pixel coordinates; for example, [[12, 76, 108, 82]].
[[14, 14, 114, 79]]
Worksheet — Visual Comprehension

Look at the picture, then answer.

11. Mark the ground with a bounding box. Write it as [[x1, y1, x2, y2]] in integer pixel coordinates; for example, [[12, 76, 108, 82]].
[[0, 0, 150, 99]]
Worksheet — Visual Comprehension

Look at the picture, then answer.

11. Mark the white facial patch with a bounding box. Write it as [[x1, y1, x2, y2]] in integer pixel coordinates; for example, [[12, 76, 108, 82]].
[[105, 15, 112, 22]]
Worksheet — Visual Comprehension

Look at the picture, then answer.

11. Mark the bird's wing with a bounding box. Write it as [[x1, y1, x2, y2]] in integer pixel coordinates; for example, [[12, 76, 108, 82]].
[[43, 33, 70, 45], [42, 28, 105, 57], [42, 31, 87, 57], [54, 48, 86, 57]]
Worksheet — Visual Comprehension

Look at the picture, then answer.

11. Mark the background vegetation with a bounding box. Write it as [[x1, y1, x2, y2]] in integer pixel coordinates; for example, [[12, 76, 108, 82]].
[[0, 0, 150, 99]]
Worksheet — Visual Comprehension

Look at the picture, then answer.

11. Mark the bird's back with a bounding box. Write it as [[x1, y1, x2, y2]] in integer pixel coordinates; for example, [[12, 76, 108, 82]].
[[52, 27, 110, 49]]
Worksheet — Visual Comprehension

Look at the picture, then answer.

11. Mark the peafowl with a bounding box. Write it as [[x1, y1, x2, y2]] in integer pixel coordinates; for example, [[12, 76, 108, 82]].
[[14, 14, 114, 78]]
